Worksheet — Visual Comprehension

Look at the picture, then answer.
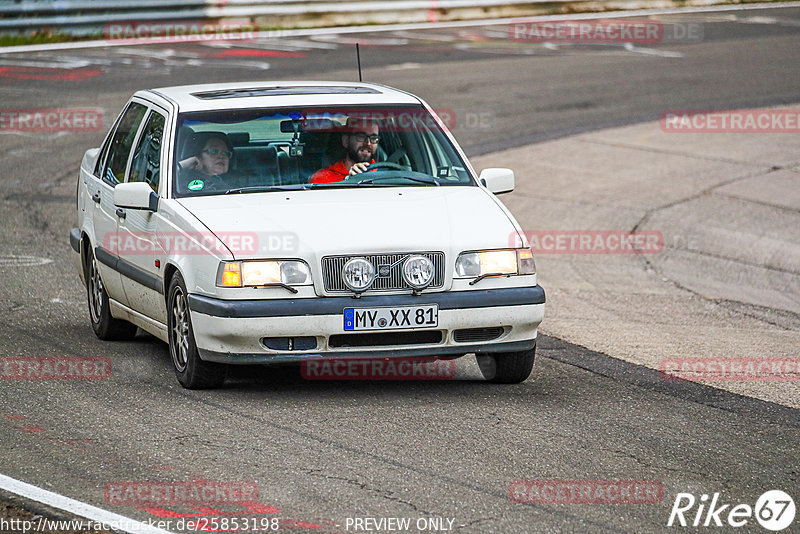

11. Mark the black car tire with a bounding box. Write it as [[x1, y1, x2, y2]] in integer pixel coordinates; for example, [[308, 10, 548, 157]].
[[476, 341, 536, 384], [167, 272, 226, 389], [85, 248, 138, 341]]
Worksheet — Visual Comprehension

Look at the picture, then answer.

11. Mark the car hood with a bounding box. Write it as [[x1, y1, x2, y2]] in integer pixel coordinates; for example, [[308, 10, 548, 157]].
[[176, 186, 521, 260]]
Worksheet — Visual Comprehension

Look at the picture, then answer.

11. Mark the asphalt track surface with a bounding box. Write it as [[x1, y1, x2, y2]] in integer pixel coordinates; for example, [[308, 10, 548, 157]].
[[0, 5, 799, 533]]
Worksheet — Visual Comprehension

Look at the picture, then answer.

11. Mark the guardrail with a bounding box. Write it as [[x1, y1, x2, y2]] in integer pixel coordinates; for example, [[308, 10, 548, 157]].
[[0, 0, 561, 33]]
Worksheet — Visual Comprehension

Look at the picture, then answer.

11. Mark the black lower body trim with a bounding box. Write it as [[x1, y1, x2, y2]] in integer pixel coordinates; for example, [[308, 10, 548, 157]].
[[188, 285, 546, 319], [69, 228, 81, 253], [329, 330, 443, 348], [94, 247, 164, 295]]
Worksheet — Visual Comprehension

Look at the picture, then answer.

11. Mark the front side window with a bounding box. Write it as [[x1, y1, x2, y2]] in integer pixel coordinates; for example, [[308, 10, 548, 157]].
[[129, 110, 165, 193], [173, 105, 474, 197], [102, 102, 147, 186], [93, 127, 114, 179]]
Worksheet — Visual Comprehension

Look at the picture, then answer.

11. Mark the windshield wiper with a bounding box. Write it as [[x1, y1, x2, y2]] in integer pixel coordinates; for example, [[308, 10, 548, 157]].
[[309, 181, 376, 188], [357, 175, 439, 186], [224, 184, 310, 194]]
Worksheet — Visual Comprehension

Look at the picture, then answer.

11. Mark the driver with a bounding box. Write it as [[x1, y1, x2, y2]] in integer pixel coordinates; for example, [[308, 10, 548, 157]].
[[310, 117, 379, 184]]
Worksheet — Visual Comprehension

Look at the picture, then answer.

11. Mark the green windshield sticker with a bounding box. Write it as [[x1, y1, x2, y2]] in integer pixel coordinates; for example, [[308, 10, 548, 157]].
[[188, 179, 204, 191]]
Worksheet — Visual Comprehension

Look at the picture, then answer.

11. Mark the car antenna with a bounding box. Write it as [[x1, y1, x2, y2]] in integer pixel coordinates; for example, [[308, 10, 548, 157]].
[[356, 43, 363, 82]]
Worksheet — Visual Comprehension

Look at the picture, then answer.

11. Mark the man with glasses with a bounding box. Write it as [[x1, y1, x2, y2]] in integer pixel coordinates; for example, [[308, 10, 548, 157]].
[[310, 117, 379, 184]]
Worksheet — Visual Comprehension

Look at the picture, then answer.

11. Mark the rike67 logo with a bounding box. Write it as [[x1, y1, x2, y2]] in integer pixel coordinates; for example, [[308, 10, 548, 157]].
[[668, 490, 795, 531]]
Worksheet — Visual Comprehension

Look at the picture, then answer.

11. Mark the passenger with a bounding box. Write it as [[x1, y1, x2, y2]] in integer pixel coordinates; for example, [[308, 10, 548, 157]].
[[178, 132, 246, 193], [310, 117, 379, 184]]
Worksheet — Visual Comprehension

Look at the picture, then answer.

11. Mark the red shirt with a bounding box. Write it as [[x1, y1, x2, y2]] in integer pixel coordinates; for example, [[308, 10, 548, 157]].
[[310, 160, 349, 184], [309, 159, 375, 184]]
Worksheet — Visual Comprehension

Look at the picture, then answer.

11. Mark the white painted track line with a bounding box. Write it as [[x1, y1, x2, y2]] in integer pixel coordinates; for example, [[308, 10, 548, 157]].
[[0, 473, 174, 534], [1, 2, 799, 54]]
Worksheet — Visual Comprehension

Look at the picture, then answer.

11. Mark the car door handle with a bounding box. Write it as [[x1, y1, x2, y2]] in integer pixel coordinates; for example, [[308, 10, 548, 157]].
[[115, 208, 126, 219], [91, 193, 101, 203]]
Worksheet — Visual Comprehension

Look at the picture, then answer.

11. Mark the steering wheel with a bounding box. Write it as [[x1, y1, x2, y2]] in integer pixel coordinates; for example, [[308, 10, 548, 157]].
[[365, 162, 408, 172]]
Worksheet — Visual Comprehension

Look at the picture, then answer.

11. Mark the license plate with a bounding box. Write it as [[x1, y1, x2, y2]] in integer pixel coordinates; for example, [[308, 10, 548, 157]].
[[343, 305, 438, 331]]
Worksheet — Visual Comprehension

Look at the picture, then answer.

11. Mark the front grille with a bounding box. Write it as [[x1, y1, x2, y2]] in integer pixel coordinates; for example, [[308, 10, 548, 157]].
[[322, 252, 445, 293], [329, 331, 443, 348], [453, 327, 505, 343]]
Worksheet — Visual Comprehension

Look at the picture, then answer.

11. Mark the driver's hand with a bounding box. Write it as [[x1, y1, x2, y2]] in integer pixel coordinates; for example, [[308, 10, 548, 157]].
[[349, 162, 371, 175]]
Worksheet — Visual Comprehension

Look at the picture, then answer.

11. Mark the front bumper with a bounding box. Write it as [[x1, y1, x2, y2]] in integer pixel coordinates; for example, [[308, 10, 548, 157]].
[[187, 286, 545, 364]]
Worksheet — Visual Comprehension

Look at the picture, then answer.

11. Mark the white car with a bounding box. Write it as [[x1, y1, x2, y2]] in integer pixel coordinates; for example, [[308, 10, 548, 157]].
[[70, 81, 545, 388]]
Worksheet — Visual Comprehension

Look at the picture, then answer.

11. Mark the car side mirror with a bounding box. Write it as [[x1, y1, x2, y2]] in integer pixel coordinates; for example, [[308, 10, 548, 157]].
[[479, 168, 515, 194], [114, 182, 159, 211]]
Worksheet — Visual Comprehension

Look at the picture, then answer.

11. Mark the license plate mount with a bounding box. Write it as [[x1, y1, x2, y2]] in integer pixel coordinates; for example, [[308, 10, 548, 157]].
[[343, 305, 439, 331]]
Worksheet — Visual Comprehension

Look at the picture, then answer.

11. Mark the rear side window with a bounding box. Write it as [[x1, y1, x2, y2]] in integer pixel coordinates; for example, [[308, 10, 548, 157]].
[[128, 110, 165, 193], [102, 102, 147, 186]]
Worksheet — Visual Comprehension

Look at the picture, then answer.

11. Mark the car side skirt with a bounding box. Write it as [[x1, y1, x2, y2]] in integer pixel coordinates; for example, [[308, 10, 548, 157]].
[[108, 298, 169, 343]]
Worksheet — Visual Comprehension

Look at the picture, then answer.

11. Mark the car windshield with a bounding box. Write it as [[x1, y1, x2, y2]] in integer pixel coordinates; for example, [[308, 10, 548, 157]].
[[173, 105, 474, 197]]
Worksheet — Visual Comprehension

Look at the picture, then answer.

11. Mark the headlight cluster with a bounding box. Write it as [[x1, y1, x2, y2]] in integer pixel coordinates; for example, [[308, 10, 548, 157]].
[[216, 250, 533, 290], [454, 249, 535, 278], [216, 260, 312, 287]]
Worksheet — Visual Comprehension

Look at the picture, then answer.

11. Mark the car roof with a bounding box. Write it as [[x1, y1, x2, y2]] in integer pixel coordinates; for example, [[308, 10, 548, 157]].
[[145, 81, 422, 112]]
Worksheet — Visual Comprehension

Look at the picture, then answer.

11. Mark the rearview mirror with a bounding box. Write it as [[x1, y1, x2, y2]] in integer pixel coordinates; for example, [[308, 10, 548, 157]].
[[114, 182, 159, 211], [479, 168, 515, 194]]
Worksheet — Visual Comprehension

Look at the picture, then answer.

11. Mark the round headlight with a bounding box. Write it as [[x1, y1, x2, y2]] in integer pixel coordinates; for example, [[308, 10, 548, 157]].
[[402, 255, 434, 289], [342, 258, 375, 292]]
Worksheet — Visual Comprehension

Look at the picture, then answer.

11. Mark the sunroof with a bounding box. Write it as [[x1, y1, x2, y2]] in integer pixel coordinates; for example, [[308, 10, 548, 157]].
[[192, 86, 381, 99]]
